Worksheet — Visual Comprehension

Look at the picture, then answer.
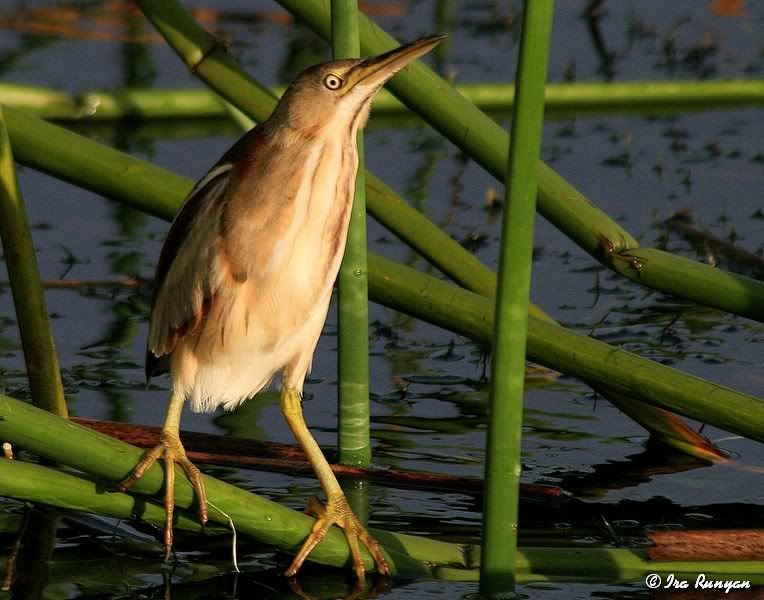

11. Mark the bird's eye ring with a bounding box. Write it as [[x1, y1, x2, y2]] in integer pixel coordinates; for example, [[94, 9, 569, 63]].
[[324, 74, 343, 90]]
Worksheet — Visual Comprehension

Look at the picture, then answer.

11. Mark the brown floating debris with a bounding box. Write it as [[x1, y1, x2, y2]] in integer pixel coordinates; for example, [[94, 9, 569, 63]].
[[647, 529, 764, 561], [72, 417, 562, 499]]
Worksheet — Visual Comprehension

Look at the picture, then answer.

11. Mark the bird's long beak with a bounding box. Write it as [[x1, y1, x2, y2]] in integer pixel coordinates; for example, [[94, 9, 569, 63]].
[[349, 34, 445, 90]]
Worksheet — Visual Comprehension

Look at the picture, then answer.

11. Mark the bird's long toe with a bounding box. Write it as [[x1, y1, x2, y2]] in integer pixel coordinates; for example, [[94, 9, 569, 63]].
[[117, 433, 208, 560], [177, 455, 209, 527], [286, 494, 390, 581], [117, 443, 165, 492]]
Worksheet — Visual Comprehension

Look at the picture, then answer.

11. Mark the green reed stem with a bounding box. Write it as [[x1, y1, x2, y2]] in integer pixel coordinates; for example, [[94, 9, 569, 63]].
[[369, 80, 764, 114], [367, 254, 764, 442], [1, 81, 762, 121], [0, 459, 221, 535], [1, 448, 762, 584], [132, 0, 276, 123], [0, 83, 230, 120], [481, 3, 554, 595], [332, 0, 371, 468], [0, 106, 67, 417]]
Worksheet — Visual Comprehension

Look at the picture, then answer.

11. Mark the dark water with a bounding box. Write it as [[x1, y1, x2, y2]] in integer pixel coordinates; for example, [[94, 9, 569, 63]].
[[0, 0, 762, 598]]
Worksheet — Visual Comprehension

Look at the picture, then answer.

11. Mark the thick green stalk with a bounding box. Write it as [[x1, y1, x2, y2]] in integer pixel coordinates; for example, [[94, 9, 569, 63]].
[[367, 254, 764, 442], [538, 79, 764, 111], [272, 0, 764, 323], [0, 460, 221, 535], [608, 247, 764, 319], [0, 107, 67, 417], [369, 80, 764, 113], [4, 106, 759, 442], [4, 106, 189, 219], [481, 3, 554, 594], [1, 460, 762, 585], [0, 393, 463, 575], [332, 0, 371, 467], [132, 0, 276, 124], [0, 83, 230, 120], [2, 81, 762, 121]]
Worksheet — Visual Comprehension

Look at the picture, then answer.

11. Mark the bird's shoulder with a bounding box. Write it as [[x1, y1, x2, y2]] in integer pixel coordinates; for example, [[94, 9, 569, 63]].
[[146, 126, 269, 381], [153, 127, 268, 293]]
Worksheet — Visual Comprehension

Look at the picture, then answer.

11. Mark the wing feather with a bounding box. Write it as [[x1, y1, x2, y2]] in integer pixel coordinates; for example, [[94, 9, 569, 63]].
[[145, 132, 258, 382], [145, 174, 228, 380]]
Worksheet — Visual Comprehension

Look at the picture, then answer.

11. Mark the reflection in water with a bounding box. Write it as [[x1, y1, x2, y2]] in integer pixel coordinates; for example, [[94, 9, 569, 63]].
[[583, 0, 617, 80], [3, 507, 58, 599]]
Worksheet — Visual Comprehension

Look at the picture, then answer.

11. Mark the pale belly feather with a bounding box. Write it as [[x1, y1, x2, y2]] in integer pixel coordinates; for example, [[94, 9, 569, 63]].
[[172, 134, 356, 412]]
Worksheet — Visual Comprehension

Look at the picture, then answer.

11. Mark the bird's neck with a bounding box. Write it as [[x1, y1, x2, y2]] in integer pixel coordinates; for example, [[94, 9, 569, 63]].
[[265, 103, 371, 150]]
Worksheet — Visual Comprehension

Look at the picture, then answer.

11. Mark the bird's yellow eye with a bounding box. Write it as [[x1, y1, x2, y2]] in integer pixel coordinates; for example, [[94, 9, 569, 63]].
[[324, 74, 343, 90]]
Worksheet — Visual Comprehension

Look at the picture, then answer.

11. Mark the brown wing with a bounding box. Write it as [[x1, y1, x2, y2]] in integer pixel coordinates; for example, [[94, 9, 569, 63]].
[[145, 133, 256, 382]]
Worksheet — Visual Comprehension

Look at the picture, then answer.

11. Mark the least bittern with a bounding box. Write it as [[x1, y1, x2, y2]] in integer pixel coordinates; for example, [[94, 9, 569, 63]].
[[118, 35, 444, 580]]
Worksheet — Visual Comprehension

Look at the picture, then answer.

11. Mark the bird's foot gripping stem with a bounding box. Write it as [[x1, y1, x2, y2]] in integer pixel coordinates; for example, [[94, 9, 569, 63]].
[[286, 494, 390, 581], [117, 431, 208, 559]]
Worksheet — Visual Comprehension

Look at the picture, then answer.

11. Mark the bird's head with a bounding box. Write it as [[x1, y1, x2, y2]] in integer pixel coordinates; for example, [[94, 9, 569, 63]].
[[270, 35, 445, 136]]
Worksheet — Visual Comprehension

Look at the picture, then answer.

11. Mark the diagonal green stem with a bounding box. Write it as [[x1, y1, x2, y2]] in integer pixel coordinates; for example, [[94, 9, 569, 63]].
[[367, 254, 764, 442], [0, 393, 460, 575], [3, 454, 761, 584], [0, 106, 67, 417]]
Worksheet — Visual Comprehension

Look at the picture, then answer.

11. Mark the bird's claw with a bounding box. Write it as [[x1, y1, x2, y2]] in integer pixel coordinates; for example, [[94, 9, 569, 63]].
[[286, 495, 390, 582], [117, 432, 208, 559]]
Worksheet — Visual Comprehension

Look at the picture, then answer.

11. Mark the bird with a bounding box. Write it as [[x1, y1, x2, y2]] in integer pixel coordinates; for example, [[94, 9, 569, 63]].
[[117, 34, 444, 581]]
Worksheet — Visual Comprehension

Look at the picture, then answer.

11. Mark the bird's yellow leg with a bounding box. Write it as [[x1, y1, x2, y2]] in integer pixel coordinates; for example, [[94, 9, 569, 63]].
[[280, 387, 389, 581], [117, 389, 208, 559]]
